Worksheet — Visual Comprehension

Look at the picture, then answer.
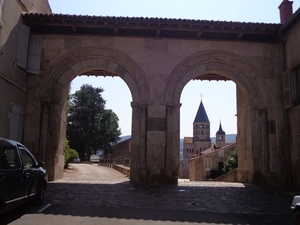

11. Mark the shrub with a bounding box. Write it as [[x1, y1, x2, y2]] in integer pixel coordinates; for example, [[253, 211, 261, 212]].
[[223, 148, 238, 173], [65, 139, 79, 167]]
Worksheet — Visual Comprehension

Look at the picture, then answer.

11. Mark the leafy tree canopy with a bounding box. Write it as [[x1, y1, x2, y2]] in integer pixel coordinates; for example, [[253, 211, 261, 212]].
[[67, 84, 121, 160], [222, 148, 238, 173]]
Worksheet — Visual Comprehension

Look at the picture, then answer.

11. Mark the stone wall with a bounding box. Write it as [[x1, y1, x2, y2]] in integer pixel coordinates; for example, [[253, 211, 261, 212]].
[[214, 168, 238, 182], [283, 11, 300, 189], [103, 139, 131, 165]]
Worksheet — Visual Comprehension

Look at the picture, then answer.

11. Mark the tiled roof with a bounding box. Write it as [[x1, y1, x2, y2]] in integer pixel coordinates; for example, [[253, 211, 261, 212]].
[[22, 13, 280, 43], [189, 142, 237, 161]]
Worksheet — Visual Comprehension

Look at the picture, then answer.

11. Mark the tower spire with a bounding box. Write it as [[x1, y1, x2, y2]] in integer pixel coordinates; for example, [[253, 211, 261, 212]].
[[193, 99, 209, 123], [216, 120, 226, 147]]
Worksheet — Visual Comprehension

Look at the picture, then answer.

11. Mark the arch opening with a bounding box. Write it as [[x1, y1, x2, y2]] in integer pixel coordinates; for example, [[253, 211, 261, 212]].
[[24, 48, 150, 182], [68, 74, 133, 168], [179, 74, 237, 180], [165, 50, 264, 184]]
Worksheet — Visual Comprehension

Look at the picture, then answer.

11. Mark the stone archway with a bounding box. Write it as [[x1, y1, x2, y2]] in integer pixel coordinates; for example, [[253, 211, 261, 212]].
[[24, 47, 150, 181], [164, 50, 275, 184]]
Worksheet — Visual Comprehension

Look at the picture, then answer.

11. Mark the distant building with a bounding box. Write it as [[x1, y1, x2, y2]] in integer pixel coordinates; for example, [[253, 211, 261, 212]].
[[189, 142, 237, 181], [179, 99, 236, 179], [102, 139, 131, 166]]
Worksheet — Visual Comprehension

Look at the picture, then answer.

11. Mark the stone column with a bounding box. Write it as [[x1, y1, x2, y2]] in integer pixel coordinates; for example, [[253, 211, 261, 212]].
[[164, 104, 180, 184], [130, 102, 147, 183], [250, 108, 270, 183], [145, 103, 167, 183], [130, 102, 180, 184], [38, 99, 51, 163], [45, 99, 66, 181], [236, 87, 253, 183], [258, 109, 270, 174]]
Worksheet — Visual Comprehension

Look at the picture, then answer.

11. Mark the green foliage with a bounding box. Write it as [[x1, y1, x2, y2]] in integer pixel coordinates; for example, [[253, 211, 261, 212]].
[[64, 139, 79, 167], [100, 109, 121, 155], [222, 148, 238, 173], [67, 84, 121, 159]]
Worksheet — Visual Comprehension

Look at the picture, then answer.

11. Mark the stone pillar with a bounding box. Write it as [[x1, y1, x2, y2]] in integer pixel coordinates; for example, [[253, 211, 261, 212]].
[[258, 109, 270, 174], [130, 102, 180, 184], [236, 87, 252, 183], [145, 103, 167, 183], [130, 102, 147, 183], [250, 109, 270, 184], [38, 99, 51, 163], [164, 104, 180, 184], [45, 99, 66, 181]]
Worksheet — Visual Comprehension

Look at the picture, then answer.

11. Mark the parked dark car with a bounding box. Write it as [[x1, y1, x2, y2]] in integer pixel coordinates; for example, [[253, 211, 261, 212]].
[[0, 138, 47, 216], [291, 195, 300, 225]]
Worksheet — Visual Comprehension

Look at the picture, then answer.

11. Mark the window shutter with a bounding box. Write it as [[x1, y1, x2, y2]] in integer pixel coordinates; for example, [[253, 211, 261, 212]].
[[283, 71, 292, 108], [9, 105, 24, 142], [27, 35, 42, 74], [16, 24, 30, 69]]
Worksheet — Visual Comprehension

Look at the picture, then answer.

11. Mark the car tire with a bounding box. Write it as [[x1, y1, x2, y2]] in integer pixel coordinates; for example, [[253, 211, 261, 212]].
[[294, 211, 300, 225], [34, 183, 46, 205]]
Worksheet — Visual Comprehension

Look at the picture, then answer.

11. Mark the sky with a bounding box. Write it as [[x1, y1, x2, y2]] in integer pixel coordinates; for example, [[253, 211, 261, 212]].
[[48, 0, 300, 138]]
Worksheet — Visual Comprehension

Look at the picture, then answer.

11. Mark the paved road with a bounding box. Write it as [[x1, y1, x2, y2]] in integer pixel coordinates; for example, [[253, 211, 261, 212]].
[[0, 163, 296, 224]]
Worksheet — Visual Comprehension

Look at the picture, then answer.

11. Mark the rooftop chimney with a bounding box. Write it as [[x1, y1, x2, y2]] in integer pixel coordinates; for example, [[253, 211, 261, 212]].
[[279, 0, 293, 24]]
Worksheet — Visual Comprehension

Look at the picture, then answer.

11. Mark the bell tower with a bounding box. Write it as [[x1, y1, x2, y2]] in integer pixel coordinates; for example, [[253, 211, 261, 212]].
[[193, 99, 211, 152], [216, 121, 226, 147]]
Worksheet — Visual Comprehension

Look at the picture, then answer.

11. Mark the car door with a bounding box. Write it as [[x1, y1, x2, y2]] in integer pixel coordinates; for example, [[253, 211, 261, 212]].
[[0, 146, 24, 209], [19, 146, 40, 197]]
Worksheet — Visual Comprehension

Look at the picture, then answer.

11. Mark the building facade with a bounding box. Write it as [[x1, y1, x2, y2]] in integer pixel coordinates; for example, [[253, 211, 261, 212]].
[[189, 143, 237, 181], [1, 0, 300, 187], [0, 0, 51, 141]]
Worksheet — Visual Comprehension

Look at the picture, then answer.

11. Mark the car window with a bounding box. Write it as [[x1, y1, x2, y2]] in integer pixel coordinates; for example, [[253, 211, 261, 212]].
[[0, 147, 21, 169], [20, 149, 35, 169]]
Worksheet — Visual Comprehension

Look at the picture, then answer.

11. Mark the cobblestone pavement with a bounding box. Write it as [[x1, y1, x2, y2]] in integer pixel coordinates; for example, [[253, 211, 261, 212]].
[[45, 164, 295, 216]]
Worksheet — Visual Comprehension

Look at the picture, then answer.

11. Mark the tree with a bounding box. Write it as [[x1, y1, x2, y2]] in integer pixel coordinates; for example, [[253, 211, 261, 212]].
[[222, 148, 238, 173], [67, 84, 121, 160], [99, 109, 121, 155]]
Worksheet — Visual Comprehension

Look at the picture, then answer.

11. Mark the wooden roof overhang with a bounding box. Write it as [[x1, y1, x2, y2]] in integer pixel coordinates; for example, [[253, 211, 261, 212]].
[[22, 13, 281, 81]]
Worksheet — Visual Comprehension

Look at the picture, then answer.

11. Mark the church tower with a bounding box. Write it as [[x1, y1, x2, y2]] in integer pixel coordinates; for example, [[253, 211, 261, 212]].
[[216, 121, 226, 147], [181, 98, 212, 178], [193, 100, 211, 152]]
